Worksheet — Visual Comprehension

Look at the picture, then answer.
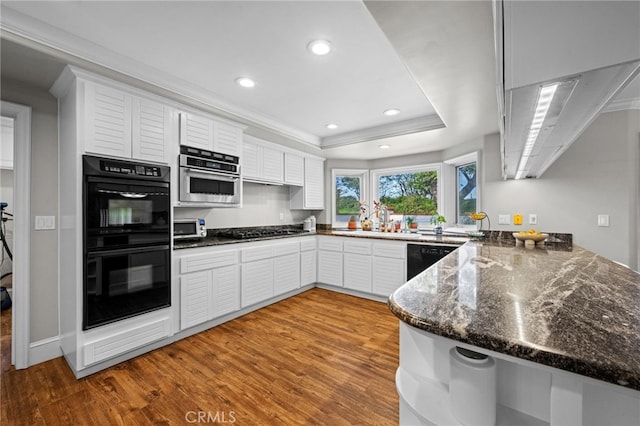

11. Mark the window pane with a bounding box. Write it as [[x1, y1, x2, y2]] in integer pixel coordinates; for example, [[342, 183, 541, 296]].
[[457, 163, 477, 224], [377, 171, 438, 227], [335, 176, 361, 223]]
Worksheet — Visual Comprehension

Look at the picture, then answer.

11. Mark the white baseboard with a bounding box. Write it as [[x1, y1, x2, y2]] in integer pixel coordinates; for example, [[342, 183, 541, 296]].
[[29, 336, 61, 367]]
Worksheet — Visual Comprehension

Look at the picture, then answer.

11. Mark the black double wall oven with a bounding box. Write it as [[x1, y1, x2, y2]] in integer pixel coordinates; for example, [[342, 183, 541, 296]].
[[83, 155, 171, 330]]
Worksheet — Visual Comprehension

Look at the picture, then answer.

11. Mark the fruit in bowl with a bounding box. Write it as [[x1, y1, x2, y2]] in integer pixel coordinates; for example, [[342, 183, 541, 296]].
[[470, 212, 486, 221], [513, 229, 548, 242]]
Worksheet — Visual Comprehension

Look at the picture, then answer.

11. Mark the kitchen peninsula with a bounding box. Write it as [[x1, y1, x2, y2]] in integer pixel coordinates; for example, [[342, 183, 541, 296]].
[[389, 237, 640, 425]]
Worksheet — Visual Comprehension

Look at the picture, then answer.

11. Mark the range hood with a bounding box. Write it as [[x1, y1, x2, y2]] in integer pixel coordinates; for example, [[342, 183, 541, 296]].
[[494, 0, 640, 179]]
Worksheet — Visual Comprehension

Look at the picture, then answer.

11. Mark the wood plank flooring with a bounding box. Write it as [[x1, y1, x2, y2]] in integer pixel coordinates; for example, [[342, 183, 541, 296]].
[[1, 288, 399, 425]]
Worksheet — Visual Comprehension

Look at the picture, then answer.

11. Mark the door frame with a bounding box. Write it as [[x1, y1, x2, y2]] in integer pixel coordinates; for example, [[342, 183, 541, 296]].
[[1, 100, 31, 369]]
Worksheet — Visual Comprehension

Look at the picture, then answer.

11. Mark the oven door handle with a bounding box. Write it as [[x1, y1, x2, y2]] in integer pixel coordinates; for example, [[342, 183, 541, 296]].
[[182, 167, 240, 182], [87, 244, 170, 257]]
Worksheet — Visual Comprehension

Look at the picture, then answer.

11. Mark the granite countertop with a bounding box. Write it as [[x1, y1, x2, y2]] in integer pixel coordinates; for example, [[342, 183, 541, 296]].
[[317, 229, 469, 245], [173, 227, 315, 250], [388, 239, 640, 391]]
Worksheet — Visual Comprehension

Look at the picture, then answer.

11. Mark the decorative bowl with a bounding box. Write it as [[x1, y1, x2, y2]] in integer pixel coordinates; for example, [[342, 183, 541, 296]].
[[513, 232, 548, 243]]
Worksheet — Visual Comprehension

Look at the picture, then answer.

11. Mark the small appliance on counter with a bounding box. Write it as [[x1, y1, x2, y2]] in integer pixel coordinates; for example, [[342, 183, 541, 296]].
[[174, 218, 207, 240], [303, 215, 316, 232]]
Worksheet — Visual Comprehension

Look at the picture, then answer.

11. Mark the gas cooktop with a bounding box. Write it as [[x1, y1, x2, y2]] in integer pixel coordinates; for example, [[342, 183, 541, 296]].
[[219, 228, 307, 240]]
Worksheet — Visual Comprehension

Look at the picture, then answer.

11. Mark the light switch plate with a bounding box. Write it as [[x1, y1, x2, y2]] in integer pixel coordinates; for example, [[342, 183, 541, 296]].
[[529, 214, 538, 225], [597, 214, 609, 227], [35, 215, 55, 230], [498, 214, 510, 225]]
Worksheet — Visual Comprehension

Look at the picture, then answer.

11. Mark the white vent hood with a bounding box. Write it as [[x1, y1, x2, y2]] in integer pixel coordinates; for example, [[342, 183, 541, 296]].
[[494, 0, 640, 179]]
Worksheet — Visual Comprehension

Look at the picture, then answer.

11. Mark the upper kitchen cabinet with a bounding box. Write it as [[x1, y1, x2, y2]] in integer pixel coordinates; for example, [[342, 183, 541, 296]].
[[242, 135, 284, 184], [290, 156, 325, 210], [179, 112, 245, 158], [495, 0, 640, 179], [51, 66, 174, 164], [284, 152, 304, 186]]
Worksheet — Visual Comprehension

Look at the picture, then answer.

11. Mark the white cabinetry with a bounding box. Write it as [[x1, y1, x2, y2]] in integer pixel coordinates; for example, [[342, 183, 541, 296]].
[[290, 156, 325, 210], [84, 80, 172, 163], [343, 240, 373, 293], [284, 152, 304, 186], [300, 237, 317, 286], [178, 247, 240, 330], [241, 240, 301, 307], [372, 241, 407, 296], [179, 112, 244, 157], [317, 236, 343, 286], [242, 135, 283, 184]]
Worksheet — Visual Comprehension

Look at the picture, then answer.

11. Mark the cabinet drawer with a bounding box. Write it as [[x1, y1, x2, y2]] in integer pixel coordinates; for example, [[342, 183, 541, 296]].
[[300, 237, 316, 252], [343, 240, 373, 255], [318, 237, 343, 252], [180, 249, 238, 273], [373, 241, 406, 259], [274, 241, 299, 256], [242, 246, 274, 262]]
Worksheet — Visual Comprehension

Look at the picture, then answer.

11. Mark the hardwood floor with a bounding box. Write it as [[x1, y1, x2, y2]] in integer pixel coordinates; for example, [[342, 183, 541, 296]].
[[1, 288, 400, 425]]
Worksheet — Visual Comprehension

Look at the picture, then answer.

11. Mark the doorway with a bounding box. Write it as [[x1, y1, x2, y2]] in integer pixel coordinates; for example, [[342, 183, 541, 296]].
[[1, 101, 31, 369]]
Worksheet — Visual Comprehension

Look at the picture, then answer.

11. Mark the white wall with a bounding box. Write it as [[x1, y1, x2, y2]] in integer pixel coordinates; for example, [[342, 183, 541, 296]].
[[1, 78, 59, 342], [174, 182, 317, 229], [482, 110, 640, 270]]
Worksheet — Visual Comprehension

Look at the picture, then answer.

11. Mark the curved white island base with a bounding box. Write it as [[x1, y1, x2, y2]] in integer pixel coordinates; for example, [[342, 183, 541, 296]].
[[397, 322, 640, 426]]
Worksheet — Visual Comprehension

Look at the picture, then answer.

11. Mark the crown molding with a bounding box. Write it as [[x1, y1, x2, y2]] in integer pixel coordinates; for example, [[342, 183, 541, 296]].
[[1, 6, 322, 147], [320, 115, 445, 148]]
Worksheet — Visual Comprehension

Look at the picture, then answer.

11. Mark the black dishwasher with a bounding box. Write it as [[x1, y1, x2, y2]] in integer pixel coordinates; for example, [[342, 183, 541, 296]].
[[407, 244, 458, 280]]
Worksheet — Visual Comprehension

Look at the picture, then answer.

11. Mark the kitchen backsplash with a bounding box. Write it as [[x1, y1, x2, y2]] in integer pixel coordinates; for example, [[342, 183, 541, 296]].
[[174, 182, 320, 229]]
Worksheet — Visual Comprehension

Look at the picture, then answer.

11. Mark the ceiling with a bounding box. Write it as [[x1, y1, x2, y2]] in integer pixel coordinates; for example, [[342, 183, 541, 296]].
[[0, 0, 503, 160]]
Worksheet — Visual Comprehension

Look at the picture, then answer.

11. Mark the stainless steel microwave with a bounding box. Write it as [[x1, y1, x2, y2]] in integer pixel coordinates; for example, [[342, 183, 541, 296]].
[[178, 146, 241, 206], [173, 218, 207, 240]]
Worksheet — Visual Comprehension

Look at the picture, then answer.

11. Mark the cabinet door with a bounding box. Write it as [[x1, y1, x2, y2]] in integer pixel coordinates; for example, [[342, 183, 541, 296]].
[[317, 250, 343, 286], [241, 259, 274, 307], [212, 264, 240, 318], [213, 120, 242, 157], [274, 253, 300, 295], [180, 271, 212, 330], [372, 257, 406, 296], [284, 152, 304, 186], [179, 112, 214, 150], [304, 157, 324, 209], [301, 250, 317, 286], [242, 140, 261, 180], [84, 82, 132, 158], [262, 146, 284, 183], [343, 253, 372, 292], [132, 98, 171, 163]]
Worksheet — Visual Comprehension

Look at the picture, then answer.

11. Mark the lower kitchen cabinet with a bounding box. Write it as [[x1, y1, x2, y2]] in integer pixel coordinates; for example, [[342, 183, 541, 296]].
[[242, 258, 274, 307], [241, 240, 301, 307], [177, 247, 240, 330], [317, 236, 344, 286], [300, 237, 317, 286], [372, 240, 407, 296], [344, 253, 372, 292]]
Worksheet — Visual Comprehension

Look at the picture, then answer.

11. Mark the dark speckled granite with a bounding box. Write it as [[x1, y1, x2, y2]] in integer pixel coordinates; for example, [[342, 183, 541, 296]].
[[389, 240, 640, 391], [173, 225, 313, 249]]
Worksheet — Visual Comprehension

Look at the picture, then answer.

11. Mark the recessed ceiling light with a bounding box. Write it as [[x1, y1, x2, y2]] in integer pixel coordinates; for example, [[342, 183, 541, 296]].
[[326, 123, 338, 130], [235, 77, 255, 88], [378, 144, 391, 149], [383, 108, 401, 116], [308, 40, 332, 56]]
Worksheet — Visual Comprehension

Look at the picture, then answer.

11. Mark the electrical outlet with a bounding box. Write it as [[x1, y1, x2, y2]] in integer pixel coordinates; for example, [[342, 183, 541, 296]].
[[498, 214, 510, 225], [513, 214, 523, 225], [529, 214, 538, 225], [279, 212, 284, 221]]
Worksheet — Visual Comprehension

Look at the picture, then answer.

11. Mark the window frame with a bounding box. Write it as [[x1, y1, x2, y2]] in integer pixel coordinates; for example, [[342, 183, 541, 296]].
[[444, 151, 479, 228], [370, 163, 443, 229], [331, 168, 369, 229]]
